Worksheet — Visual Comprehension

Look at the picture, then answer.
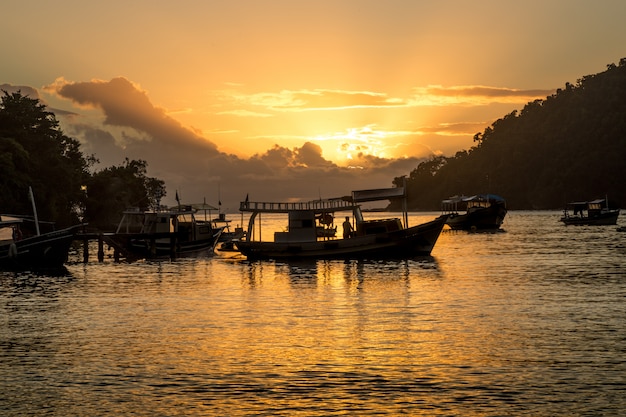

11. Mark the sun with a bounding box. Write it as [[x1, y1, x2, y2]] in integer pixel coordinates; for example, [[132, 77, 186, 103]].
[[309, 126, 392, 165]]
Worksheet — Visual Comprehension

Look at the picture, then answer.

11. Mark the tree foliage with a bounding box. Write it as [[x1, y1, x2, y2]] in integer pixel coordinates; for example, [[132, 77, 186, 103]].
[[85, 158, 166, 230], [0, 91, 93, 226], [397, 59, 626, 210], [0, 91, 165, 230]]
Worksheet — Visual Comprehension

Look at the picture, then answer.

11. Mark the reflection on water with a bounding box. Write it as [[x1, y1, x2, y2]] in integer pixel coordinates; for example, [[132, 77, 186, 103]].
[[1, 211, 626, 416]]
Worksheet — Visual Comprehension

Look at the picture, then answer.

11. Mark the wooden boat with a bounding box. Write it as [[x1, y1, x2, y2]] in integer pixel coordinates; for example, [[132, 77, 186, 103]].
[[234, 187, 448, 260], [0, 215, 81, 271], [560, 198, 619, 225], [442, 194, 507, 231], [111, 204, 223, 260]]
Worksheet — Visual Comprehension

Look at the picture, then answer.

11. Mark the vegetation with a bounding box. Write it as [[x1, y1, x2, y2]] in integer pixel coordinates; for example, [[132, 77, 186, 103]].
[[394, 58, 626, 210], [0, 91, 165, 231], [3, 58, 625, 226]]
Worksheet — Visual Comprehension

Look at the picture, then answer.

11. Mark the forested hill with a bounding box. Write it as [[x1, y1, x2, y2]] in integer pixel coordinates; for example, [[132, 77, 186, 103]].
[[394, 58, 626, 210]]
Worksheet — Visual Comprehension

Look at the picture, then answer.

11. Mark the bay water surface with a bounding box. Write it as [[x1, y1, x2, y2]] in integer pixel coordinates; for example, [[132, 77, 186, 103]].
[[1, 211, 625, 416]]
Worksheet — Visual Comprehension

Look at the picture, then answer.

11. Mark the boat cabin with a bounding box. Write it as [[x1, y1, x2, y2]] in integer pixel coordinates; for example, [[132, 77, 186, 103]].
[[442, 194, 504, 214], [116, 205, 213, 240]]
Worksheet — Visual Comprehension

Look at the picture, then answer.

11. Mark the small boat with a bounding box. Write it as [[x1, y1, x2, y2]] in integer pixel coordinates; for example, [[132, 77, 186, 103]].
[[560, 198, 619, 225], [442, 194, 507, 231], [235, 187, 448, 260], [213, 213, 246, 252], [110, 204, 223, 260], [0, 215, 82, 271]]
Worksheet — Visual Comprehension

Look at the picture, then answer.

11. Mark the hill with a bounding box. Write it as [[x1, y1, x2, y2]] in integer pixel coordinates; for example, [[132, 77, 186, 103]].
[[395, 58, 626, 210]]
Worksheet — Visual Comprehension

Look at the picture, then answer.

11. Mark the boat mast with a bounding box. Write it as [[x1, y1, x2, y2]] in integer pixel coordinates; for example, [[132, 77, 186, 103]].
[[28, 186, 40, 236]]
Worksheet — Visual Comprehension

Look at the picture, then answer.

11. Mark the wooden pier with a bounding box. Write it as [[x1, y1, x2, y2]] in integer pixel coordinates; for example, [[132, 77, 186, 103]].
[[74, 231, 188, 263], [74, 232, 128, 263]]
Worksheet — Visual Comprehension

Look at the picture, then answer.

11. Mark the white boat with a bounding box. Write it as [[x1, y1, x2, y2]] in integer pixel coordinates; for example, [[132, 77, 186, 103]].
[[235, 187, 448, 260], [110, 204, 223, 260]]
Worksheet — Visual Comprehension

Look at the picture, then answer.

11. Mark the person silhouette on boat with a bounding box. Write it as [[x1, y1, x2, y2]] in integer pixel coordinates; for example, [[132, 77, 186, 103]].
[[343, 216, 353, 239]]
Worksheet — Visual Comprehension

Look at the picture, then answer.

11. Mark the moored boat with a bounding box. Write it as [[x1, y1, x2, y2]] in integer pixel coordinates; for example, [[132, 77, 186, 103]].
[[110, 204, 223, 260], [442, 194, 507, 231], [0, 215, 82, 271], [213, 212, 247, 252], [560, 198, 619, 225], [235, 187, 448, 260]]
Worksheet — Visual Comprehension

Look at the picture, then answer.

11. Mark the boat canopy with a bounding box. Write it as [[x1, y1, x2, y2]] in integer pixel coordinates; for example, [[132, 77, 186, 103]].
[[0, 215, 24, 227], [565, 199, 606, 208], [442, 194, 505, 204], [352, 187, 406, 202]]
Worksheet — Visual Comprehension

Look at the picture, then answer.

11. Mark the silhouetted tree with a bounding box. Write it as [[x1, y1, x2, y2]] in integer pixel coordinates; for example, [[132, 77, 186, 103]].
[[0, 90, 94, 226], [398, 59, 626, 210], [0, 91, 167, 230], [84, 158, 166, 230]]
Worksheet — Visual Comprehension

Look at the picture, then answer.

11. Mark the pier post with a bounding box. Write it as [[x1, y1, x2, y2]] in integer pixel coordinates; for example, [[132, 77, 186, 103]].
[[98, 234, 104, 262], [170, 235, 177, 259], [82, 237, 89, 263]]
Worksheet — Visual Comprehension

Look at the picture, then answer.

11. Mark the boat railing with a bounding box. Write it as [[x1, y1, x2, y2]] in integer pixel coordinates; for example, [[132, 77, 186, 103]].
[[240, 198, 357, 213]]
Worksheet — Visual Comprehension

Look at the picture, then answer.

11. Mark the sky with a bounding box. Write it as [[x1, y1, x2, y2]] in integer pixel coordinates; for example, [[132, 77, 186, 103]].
[[2, 0, 626, 211]]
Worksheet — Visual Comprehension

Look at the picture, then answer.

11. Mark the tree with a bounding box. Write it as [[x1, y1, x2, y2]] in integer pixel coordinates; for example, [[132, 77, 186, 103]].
[[400, 59, 626, 210], [84, 158, 166, 230], [1, 91, 167, 231], [0, 90, 93, 227]]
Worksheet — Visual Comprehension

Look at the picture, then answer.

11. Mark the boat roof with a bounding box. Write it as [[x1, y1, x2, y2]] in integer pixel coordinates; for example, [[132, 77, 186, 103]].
[[0, 215, 23, 227], [352, 187, 405, 202], [442, 194, 505, 204], [566, 199, 606, 206], [239, 187, 406, 214], [121, 205, 200, 217]]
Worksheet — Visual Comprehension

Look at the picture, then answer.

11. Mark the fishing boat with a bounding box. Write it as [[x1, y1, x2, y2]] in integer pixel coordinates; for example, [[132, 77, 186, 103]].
[[560, 198, 619, 225], [0, 215, 82, 271], [234, 187, 448, 260], [110, 204, 223, 260], [0, 187, 83, 271], [441, 194, 507, 231]]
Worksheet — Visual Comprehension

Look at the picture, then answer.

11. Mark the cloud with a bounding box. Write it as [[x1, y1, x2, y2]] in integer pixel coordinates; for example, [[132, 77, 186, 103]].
[[222, 88, 404, 112], [409, 85, 555, 106], [416, 122, 490, 135], [47, 77, 219, 153], [40, 78, 421, 209], [0, 83, 40, 99], [213, 84, 552, 123]]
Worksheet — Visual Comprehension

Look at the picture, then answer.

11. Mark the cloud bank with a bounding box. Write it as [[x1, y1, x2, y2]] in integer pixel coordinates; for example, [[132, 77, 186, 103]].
[[38, 77, 424, 210]]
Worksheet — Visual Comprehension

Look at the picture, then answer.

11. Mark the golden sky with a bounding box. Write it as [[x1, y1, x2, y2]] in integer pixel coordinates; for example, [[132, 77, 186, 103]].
[[2, 0, 626, 208]]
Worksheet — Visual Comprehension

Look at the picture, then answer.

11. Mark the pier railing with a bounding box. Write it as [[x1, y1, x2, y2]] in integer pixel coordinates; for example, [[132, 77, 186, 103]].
[[239, 198, 357, 213]]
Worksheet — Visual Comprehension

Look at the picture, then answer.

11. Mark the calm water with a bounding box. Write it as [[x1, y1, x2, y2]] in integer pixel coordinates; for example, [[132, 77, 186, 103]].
[[1, 211, 625, 416]]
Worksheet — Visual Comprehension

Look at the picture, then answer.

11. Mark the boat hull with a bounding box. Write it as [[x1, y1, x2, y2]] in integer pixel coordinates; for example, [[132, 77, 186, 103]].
[[446, 204, 507, 230], [110, 230, 222, 260], [236, 215, 447, 260], [0, 225, 81, 271]]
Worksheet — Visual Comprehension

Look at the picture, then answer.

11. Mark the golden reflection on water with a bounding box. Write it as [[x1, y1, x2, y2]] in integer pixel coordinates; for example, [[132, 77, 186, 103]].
[[2, 212, 626, 415]]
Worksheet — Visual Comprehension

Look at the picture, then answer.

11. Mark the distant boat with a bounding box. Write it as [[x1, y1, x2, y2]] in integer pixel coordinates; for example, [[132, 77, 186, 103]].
[[110, 204, 223, 260], [442, 194, 507, 231], [0, 215, 81, 272], [235, 187, 448, 260], [560, 198, 619, 225]]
